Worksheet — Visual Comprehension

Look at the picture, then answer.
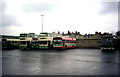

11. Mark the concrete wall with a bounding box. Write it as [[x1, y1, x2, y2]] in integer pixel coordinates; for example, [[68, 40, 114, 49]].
[[76, 39, 101, 48]]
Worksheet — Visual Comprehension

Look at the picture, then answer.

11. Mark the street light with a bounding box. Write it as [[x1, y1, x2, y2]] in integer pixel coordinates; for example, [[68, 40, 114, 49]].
[[41, 14, 44, 32]]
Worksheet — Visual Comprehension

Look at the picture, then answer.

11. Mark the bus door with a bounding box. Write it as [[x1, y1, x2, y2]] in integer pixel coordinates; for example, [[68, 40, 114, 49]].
[[63, 40, 65, 46], [27, 41, 31, 48]]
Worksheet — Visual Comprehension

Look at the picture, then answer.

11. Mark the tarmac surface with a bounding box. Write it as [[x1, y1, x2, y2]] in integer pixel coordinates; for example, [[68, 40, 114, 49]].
[[1, 49, 120, 75]]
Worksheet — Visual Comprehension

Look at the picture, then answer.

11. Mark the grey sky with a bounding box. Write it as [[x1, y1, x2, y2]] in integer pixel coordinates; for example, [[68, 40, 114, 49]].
[[0, 0, 19, 27], [23, 2, 55, 13], [118, 2, 120, 30], [0, 0, 119, 35], [100, 2, 118, 14]]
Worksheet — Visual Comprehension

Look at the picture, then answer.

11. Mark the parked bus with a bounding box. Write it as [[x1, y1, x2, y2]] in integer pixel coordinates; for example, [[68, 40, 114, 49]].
[[2, 39, 19, 49], [1, 35, 19, 49], [31, 35, 39, 49], [38, 37, 53, 49], [38, 32, 62, 49], [101, 35, 115, 51], [19, 33, 36, 49], [5, 39, 19, 49], [53, 37, 76, 49]]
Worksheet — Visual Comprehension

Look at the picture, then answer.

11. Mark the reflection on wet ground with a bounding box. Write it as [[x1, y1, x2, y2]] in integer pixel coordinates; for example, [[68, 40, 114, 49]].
[[2, 49, 120, 75]]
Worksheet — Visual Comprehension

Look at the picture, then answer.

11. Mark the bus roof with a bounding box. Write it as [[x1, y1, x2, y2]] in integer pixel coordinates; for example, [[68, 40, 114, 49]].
[[1, 35, 19, 39], [7, 39, 19, 41], [1, 35, 19, 37], [53, 37, 76, 41], [40, 32, 51, 34], [102, 35, 113, 38], [20, 33, 29, 34]]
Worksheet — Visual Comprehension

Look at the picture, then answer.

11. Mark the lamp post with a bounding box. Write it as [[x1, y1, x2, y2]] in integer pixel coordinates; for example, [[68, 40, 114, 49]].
[[41, 14, 44, 32]]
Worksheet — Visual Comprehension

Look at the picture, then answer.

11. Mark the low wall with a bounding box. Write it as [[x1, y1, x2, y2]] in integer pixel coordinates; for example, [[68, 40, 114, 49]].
[[76, 39, 101, 48]]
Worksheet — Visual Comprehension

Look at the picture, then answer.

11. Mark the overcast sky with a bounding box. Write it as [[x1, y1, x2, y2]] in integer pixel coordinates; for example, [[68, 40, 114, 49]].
[[0, 0, 119, 35]]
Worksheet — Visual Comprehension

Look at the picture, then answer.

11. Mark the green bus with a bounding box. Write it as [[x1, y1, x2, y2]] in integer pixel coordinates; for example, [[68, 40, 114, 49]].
[[101, 35, 115, 51]]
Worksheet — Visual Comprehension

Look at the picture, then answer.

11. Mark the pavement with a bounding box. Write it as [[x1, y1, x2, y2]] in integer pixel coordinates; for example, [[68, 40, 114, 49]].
[[1, 49, 120, 75]]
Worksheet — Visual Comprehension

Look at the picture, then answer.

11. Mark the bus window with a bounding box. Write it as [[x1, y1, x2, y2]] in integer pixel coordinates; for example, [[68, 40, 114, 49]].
[[65, 40, 69, 43], [39, 41, 47, 44], [108, 38, 114, 43], [2, 39, 7, 44], [12, 41, 14, 43], [7, 41, 11, 44], [73, 41, 76, 43], [53, 40, 62, 44], [20, 34, 28, 37], [31, 41, 39, 44], [15, 41, 17, 43], [20, 41, 26, 44]]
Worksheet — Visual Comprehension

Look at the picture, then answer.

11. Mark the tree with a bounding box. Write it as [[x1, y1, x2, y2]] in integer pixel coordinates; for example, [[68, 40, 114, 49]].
[[75, 31, 78, 35], [85, 34, 87, 37], [78, 32, 80, 35], [62, 32, 64, 35], [98, 32, 101, 35], [72, 32, 74, 34], [68, 31, 71, 35], [58, 31, 60, 34], [103, 32, 109, 35], [116, 30, 120, 36], [95, 31, 98, 34]]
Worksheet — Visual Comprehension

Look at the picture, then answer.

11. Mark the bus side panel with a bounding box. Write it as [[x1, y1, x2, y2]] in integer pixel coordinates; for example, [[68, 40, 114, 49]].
[[64, 43, 76, 49]]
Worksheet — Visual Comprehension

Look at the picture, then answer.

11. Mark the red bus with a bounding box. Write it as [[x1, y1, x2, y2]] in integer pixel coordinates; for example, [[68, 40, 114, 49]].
[[53, 37, 76, 49]]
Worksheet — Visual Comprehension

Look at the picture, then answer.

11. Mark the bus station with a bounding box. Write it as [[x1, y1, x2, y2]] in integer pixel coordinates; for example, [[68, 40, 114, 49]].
[[1, 31, 120, 76], [1, 0, 120, 76]]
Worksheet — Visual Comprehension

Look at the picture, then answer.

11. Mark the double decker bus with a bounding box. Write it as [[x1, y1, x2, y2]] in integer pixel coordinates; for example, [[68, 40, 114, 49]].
[[38, 37, 53, 49], [31, 35, 39, 49], [38, 32, 62, 49], [38, 32, 53, 49], [53, 37, 76, 49], [1, 35, 19, 49], [19, 33, 36, 49]]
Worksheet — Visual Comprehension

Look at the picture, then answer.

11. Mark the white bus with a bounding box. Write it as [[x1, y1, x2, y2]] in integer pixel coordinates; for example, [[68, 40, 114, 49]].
[[38, 37, 53, 49], [19, 33, 36, 49]]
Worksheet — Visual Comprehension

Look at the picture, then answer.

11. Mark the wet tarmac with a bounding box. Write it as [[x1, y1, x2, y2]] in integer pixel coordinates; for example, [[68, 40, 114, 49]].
[[1, 49, 120, 75]]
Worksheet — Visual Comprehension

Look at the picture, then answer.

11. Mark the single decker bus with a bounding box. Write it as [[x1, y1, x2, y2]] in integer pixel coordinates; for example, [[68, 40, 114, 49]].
[[53, 37, 76, 49]]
